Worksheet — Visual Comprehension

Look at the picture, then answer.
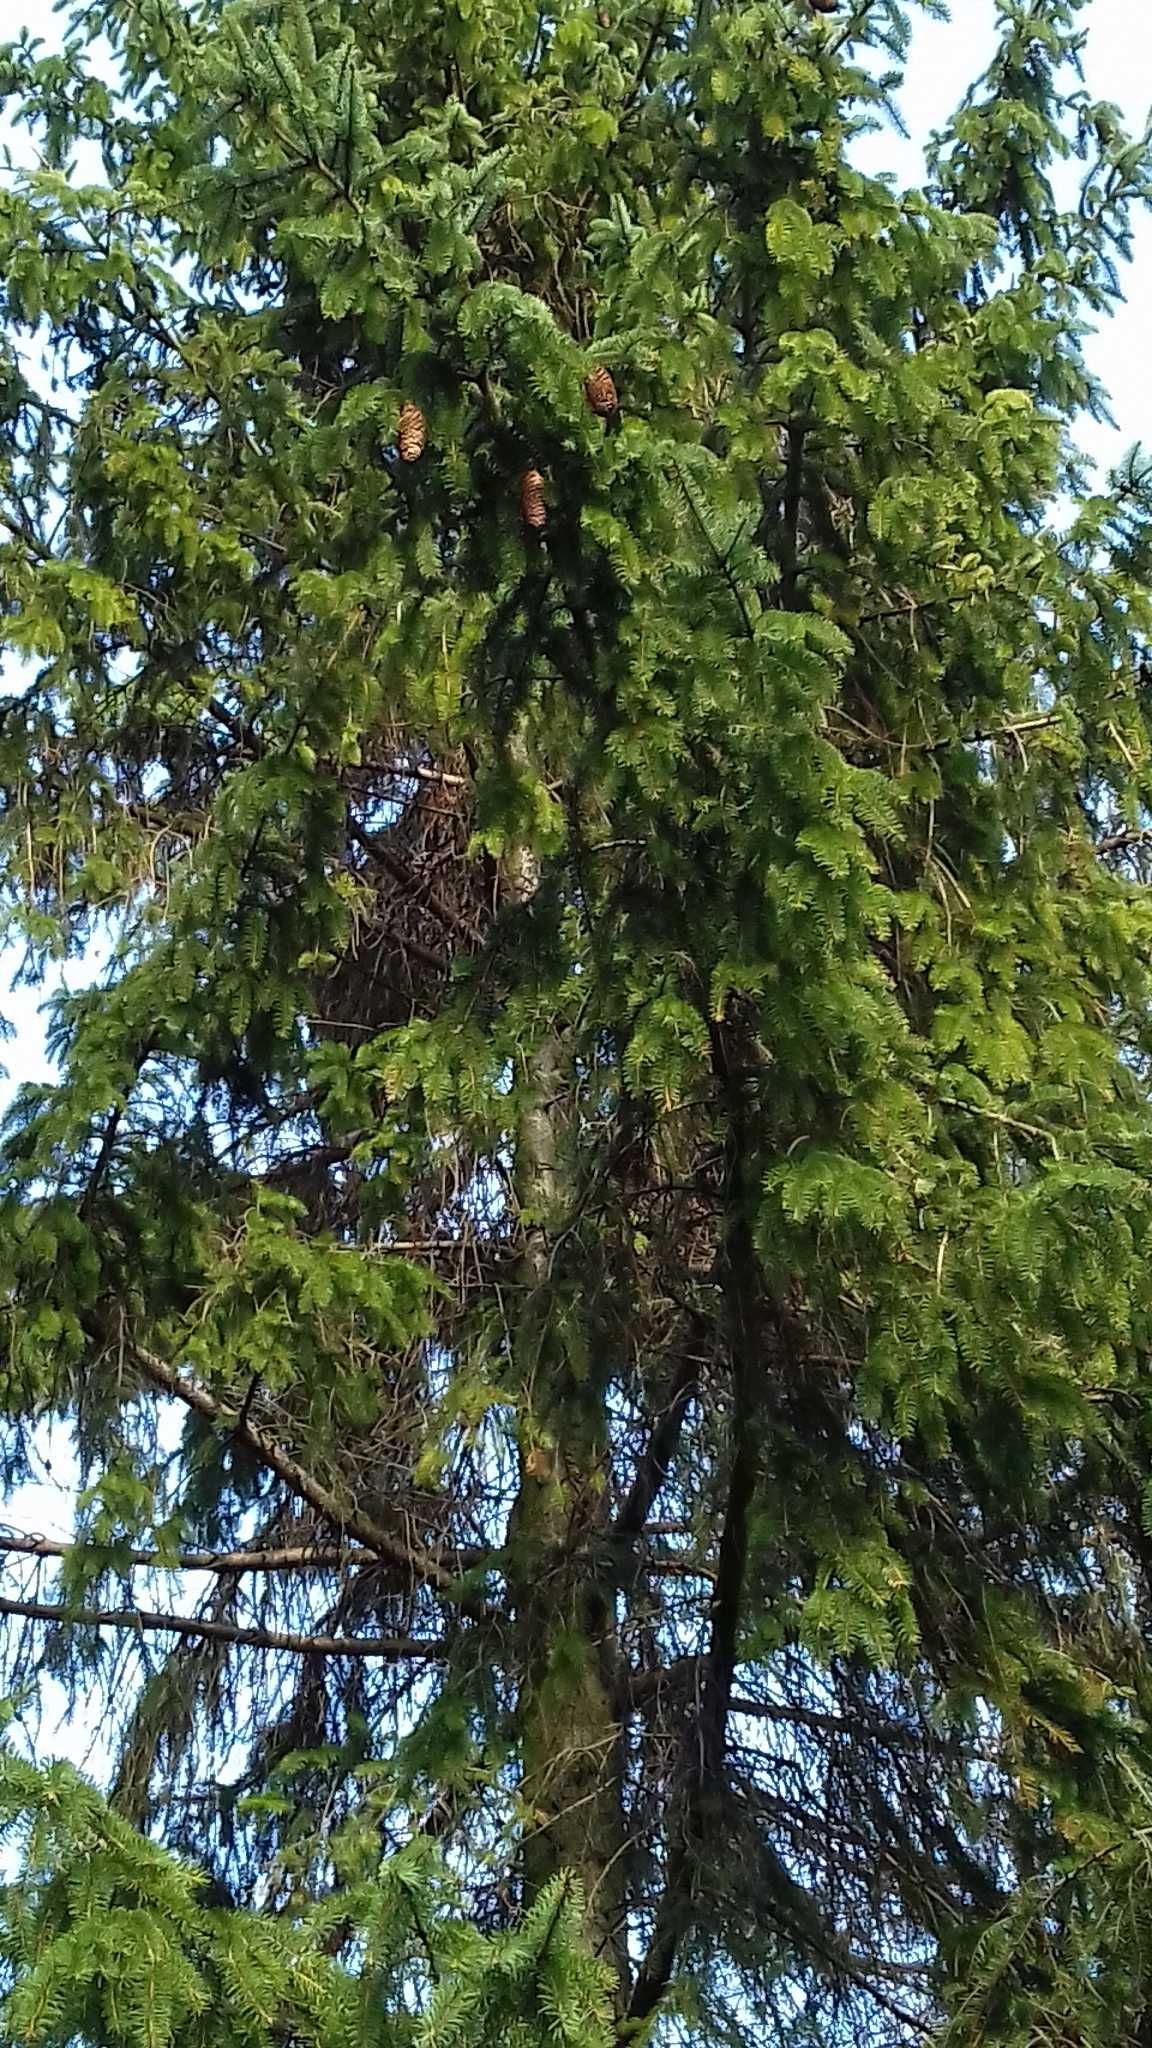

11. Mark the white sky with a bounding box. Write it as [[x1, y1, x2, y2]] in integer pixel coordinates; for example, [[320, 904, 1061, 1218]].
[[0, 0, 1148, 1766]]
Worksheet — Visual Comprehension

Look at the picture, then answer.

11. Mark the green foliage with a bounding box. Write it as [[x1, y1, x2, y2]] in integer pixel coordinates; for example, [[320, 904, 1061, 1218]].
[[2, 0, 1152, 2041], [0, 1739, 613, 2048]]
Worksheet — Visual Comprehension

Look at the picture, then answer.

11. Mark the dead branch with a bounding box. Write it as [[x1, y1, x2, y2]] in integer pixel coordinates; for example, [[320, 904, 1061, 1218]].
[[0, 1533, 370, 1574], [0, 1592, 446, 1660]]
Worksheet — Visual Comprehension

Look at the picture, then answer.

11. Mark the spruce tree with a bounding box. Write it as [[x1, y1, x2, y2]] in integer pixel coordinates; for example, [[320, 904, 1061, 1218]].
[[3, 0, 1152, 2040]]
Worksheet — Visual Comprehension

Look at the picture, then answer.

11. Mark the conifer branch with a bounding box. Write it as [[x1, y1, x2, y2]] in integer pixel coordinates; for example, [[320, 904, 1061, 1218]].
[[779, 420, 808, 613], [620, 9, 670, 116], [0, 1533, 369, 1574], [0, 506, 52, 559], [672, 455, 757, 643], [126, 1342, 461, 1595], [0, 1592, 444, 1660], [627, 1665, 1002, 1762]]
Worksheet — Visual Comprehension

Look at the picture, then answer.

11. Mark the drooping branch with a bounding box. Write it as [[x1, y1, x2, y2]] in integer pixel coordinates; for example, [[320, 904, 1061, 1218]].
[[0, 1593, 446, 1660], [625, 1661, 981, 1751], [127, 1341, 462, 1595]]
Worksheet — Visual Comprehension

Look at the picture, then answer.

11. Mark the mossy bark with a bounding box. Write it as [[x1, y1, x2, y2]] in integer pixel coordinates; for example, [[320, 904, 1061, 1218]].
[[502, 819, 627, 1998]]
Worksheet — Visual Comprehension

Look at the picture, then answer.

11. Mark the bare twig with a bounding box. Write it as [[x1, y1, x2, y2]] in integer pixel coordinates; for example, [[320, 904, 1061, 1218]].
[[614, 1336, 702, 1542], [349, 820, 479, 948], [0, 1533, 369, 1574], [0, 1592, 445, 1660]]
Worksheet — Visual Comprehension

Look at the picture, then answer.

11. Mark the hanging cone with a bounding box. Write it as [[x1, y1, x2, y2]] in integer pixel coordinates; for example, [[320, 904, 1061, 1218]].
[[397, 401, 426, 463], [584, 366, 618, 417], [520, 467, 547, 532], [809, 0, 838, 11]]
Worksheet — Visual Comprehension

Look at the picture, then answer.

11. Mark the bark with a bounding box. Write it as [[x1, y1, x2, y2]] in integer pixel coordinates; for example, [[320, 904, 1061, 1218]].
[[502, 758, 629, 1999]]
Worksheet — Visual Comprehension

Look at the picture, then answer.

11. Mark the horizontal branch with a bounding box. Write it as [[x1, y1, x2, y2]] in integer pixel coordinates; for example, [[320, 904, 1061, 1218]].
[[626, 1662, 996, 1758], [387, 762, 469, 790], [0, 1533, 370, 1574], [727, 1696, 929, 1745], [645, 1553, 715, 1581], [128, 1343, 461, 1595], [0, 1592, 445, 1661], [1096, 825, 1152, 858]]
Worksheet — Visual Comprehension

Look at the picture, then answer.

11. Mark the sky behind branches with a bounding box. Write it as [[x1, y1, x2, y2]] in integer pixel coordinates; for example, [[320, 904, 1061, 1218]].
[[0, 0, 1149, 1766]]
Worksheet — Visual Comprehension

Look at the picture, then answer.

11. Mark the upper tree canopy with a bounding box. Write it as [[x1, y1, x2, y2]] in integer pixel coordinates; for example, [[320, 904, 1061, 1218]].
[[4, 0, 1152, 2041]]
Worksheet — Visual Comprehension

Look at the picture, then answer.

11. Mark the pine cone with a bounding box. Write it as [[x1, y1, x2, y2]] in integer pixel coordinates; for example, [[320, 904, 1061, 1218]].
[[520, 467, 547, 532], [397, 402, 426, 463], [584, 366, 618, 417], [809, 0, 838, 11]]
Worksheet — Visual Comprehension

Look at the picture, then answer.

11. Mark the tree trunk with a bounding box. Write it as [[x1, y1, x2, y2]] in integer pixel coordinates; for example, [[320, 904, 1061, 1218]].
[[502, 796, 628, 1999]]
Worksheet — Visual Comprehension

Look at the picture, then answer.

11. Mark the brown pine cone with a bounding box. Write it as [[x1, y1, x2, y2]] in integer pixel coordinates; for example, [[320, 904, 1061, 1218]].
[[584, 366, 618, 417], [520, 467, 547, 532], [397, 401, 426, 463]]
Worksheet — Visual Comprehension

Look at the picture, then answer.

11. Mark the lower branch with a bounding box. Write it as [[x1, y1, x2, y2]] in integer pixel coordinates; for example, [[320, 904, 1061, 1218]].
[[0, 1533, 367, 1573], [0, 1593, 446, 1660], [626, 1403, 757, 2026]]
